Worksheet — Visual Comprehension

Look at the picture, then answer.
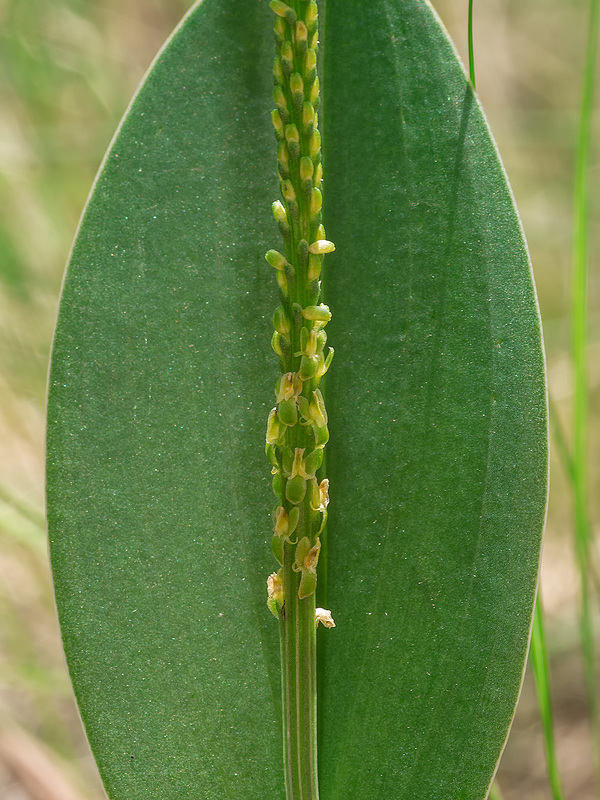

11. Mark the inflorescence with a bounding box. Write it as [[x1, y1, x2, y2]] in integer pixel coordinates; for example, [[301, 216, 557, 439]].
[[265, 0, 335, 625]]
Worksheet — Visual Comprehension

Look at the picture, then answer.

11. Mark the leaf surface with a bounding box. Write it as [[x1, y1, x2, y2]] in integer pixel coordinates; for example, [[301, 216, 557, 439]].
[[319, 3, 547, 798], [46, 1, 547, 799]]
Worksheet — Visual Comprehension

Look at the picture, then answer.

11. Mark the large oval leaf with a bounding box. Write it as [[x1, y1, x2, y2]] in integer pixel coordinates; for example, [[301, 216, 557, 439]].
[[46, 1, 547, 800]]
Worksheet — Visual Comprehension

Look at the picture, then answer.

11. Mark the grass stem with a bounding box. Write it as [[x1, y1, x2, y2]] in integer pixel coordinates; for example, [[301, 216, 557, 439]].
[[571, 0, 600, 786], [530, 595, 565, 800], [468, 0, 476, 88]]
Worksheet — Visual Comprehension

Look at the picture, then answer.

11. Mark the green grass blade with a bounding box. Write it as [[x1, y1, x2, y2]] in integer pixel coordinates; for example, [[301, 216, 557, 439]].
[[488, 785, 503, 800], [548, 394, 575, 485], [530, 594, 565, 800], [468, 0, 476, 88], [571, 0, 600, 782]]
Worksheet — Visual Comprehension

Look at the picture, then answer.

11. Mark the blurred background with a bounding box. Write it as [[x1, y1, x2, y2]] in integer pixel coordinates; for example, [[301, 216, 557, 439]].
[[0, 0, 597, 797]]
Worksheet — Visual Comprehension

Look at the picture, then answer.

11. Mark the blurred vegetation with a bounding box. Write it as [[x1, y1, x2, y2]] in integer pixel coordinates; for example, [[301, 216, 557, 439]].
[[0, 0, 598, 797]]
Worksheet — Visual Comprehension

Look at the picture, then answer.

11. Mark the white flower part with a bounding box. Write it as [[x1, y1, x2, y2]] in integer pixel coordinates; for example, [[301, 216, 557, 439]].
[[315, 608, 335, 628]]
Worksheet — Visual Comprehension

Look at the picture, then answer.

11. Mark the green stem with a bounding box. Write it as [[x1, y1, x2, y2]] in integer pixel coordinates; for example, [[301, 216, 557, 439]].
[[468, 0, 476, 88], [571, 0, 600, 785], [280, 554, 318, 800], [488, 784, 503, 800], [530, 594, 565, 800]]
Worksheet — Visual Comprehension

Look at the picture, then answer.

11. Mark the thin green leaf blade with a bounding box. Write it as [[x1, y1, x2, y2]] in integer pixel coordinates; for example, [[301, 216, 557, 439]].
[[319, 1, 547, 798], [47, 2, 284, 798]]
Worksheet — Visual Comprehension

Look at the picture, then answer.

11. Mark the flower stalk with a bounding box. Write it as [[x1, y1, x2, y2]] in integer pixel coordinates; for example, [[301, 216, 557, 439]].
[[264, 2, 334, 798]]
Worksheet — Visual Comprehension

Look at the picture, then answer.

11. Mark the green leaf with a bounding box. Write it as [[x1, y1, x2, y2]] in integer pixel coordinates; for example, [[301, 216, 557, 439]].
[[319, 3, 546, 798], [46, 2, 547, 800]]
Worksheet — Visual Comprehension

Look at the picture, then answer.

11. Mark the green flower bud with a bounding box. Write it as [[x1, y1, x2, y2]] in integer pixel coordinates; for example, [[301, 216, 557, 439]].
[[294, 537, 320, 598], [296, 394, 311, 422], [286, 474, 307, 504], [302, 102, 315, 136], [273, 305, 291, 335], [306, 279, 320, 306], [300, 156, 314, 182], [310, 76, 320, 107], [316, 329, 327, 352], [315, 347, 334, 379], [274, 505, 289, 536], [308, 253, 321, 282], [278, 397, 298, 427], [306, 328, 319, 357], [273, 85, 289, 123], [308, 239, 335, 255], [304, 48, 317, 82], [272, 199, 287, 223], [276, 269, 288, 297], [274, 16, 286, 44], [310, 388, 328, 427], [271, 330, 284, 357], [295, 20, 308, 54], [281, 180, 296, 203], [284, 263, 296, 295], [289, 506, 300, 533], [266, 442, 279, 468], [273, 56, 285, 85], [266, 249, 288, 271], [306, 0, 318, 29], [277, 140, 290, 170], [304, 447, 323, 477], [298, 238, 309, 264], [314, 162, 323, 184], [296, 536, 320, 571], [272, 471, 284, 498], [281, 40, 294, 74], [309, 129, 321, 158], [295, 325, 309, 356], [290, 71, 304, 96], [302, 303, 331, 323], [284, 7, 297, 28], [285, 124, 300, 160], [299, 355, 318, 381], [271, 109, 285, 140], [298, 570, 317, 599], [290, 447, 307, 478], [309, 188, 322, 217], [292, 302, 304, 329], [270, 0, 291, 18], [266, 407, 281, 444], [281, 446, 294, 476], [313, 421, 329, 447]]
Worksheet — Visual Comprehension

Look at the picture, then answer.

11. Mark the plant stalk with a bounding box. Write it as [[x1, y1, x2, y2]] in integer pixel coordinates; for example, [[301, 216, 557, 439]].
[[280, 554, 318, 800], [264, 2, 335, 799], [530, 594, 565, 800], [571, 0, 600, 786]]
